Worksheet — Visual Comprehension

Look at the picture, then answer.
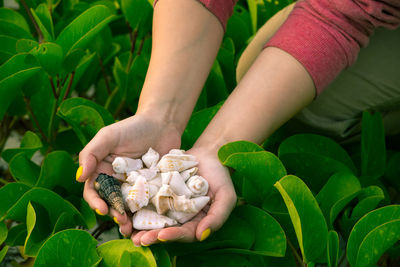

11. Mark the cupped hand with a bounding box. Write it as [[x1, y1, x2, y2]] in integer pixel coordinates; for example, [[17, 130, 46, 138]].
[[131, 145, 237, 246], [77, 113, 181, 237]]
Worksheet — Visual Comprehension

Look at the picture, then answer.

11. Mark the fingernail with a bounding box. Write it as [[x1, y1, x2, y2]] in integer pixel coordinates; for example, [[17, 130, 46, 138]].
[[200, 228, 211, 242], [76, 166, 83, 181], [141, 242, 150, 247], [113, 217, 119, 224], [95, 209, 104, 216], [158, 237, 167, 242]]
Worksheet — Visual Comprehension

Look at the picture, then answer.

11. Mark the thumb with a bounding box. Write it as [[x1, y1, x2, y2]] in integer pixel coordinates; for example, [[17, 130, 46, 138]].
[[77, 127, 117, 182]]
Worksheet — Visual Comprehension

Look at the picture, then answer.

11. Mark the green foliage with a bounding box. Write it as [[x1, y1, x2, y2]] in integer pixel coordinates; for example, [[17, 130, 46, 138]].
[[0, 1, 399, 266]]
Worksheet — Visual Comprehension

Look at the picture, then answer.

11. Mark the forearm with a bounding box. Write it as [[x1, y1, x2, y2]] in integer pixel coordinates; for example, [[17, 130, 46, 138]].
[[195, 47, 315, 151], [136, 0, 223, 134]]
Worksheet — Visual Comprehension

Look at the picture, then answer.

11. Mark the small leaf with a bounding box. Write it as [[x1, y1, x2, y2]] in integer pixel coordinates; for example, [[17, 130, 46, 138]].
[[121, 0, 153, 38], [347, 205, 400, 267], [9, 153, 40, 186], [247, 0, 258, 34], [0, 53, 41, 120], [384, 151, 400, 191], [204, 61, 229, 106], [0, 35, 17, 64], [278, 134, 356, 191], [0, 183, 31, 219], [361, 111, 386, 180], [327, 230, 339, 267], [61, 48, 86, 74], [316, 172, 361, 228], [0, 221, 7, 244], [34, 229, 101, 267], [0, 246, 8, 263], [274, 175, 328, 263], [5, 223, 27, 246], [30, 42, 64, 76], [351, 186, 384, 219], [225, 6, 251, 52], [97, 239, 157, 267], [218, 140, 264, 163], [30, 7, 53, 42], [2, 130, 42, 162], [16, 39, 39, 53], [0, 8, 31, 33], [176, 253, 254, 267], [34, 3, 55, 40], [150, 246, 171, 267], [217, 38, 236, 91], [56, 5, 116, 56]]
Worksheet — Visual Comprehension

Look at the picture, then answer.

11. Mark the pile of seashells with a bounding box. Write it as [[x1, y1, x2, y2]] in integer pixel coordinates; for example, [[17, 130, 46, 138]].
[[94, 148, 210, 230]]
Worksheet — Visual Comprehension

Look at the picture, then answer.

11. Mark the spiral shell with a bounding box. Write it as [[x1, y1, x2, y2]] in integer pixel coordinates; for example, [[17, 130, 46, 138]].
[[186, 175, 208, 196], [142, 147, 160, 168], [180, 167, 198, 182], [112, 157, 143, 174], [94, 173, 125, 215], [132, 208, 177, 230]]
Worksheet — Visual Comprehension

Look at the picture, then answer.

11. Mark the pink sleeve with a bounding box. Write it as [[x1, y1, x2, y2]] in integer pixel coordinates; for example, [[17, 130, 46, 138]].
[[264, 0, 400, 95], [154, 0, 236, 29]]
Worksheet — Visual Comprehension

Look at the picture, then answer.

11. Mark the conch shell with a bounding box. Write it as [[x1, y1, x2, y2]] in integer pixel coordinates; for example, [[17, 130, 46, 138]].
[[121, 176, 149, 213], [132, 208, 177, 230], [94, 173, 125, 215], [142, 147, 159, 168], [112, 157, 143, 173], [186, 175, 208, 196], [151, 185, 209, 214], [161, 171, 192, 197], [180, 167, 198, 182], [156, 154, 198, 172]]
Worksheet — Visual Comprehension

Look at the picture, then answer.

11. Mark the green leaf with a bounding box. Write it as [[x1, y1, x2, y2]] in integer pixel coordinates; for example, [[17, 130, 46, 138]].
[[121, 0, 153, 38], [150, 246, 171, 267], [30, 7, 53, 42], [347, 205, 400, 267], [384, 151, 400, 191], [0, 8, 31, 39], [351, 186, 384, 219], [316, 172, 361, 228], [0, 221, 7, 244], [0, 245, 8, 263], [24, 202, 52, 256], [2, 130, 42, 162], [56, 5, 116, 56], [361, 111, 386, 180], [274, 175, 328, 263], [30, 42, 64, 76], [327, 230, 339, 267], [9, 153, 40, 186], [5, 223, 27, 246], [0, 53, 41, 120], [247, 0, 258, 34], [218, 140, 264, 163], [223, 151, 286, 206], [97, 239, 156, 267], [35, 151, 81, 195], [278, 134, 356, 191], [54, 128, 82, 154], [34, 229, 101, 267], [16, 39, 39, 53], [181, 102, 223, 150], [176, 253, 254, 267], [34, 3, 55, 40], [217, 38, 236, 91], [61, 48, 86, 74], [225, 6, 251, 52], [0, 35, 17, 64], [204, 61, 229, 106], [0, 182, 31, 219]]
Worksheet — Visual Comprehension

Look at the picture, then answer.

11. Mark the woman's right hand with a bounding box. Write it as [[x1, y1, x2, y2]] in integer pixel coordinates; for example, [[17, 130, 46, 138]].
[[76, 112, 181, 237]]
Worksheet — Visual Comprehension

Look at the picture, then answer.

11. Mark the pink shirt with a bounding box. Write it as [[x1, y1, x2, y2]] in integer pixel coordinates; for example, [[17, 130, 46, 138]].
[[155, 0, 400, 95]]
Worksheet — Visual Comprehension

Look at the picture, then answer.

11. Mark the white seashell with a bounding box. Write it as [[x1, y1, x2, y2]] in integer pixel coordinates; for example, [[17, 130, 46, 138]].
[[138, 168, 158, 180], [167, 210, 197, 224], [112, 157, 143, 174], [156, 154, 198, 172], [142, 147, 160, 168], [147, 175, 162, 198], [186, 175, 209, 196], [151, 185, 209, 214], [168, 149, 185, 155], [112, 172, 127, 182], [161, 171, 192, 197], [126, 171, 140, 185], [121, 176, 149, 213], [180, 167, 198, 182], [132, 208, 177, 230]]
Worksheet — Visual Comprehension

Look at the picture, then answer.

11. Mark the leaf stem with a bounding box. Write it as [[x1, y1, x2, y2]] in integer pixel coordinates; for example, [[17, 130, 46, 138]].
[[20, 0, 44, 43], [62, 71, 75, 101], [49, 77, 58, 98], [126, 23, 138, 72], [287, 238, 305, 267], [0, 178, 10, 185], [98, 56, 111, 95], [23, 96, 49, 143], [91, 220, 114, 239]]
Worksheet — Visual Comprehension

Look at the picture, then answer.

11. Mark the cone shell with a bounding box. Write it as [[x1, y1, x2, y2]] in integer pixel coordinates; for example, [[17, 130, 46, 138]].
[[112, 157, 143, 174], [142, 147, 160, 168], [186, 175, 209, 196], [161, 171, 192, 197], [180, 167, 198, 182], [148, 176, 162, 198], [121, 176, 149, 213], [126, 171, 140, 185], [138, 168, 158, 180], [132, 208, 177, 230], [156, 154, 198, 172], [94, 173, 125, 215], [167, 210, 197, 224]]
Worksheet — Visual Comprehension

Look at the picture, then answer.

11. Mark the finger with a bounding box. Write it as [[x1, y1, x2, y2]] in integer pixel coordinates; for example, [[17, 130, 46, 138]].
[[109, 208, 129, 226], [196, 185, 236, 241], [140, 229, 162, 246], [131, 231, 147, 247], [157, 214, 203, 242], [83, 177, 109, 215], [117, 216, 133, 238], [78, 127, 117, 182]]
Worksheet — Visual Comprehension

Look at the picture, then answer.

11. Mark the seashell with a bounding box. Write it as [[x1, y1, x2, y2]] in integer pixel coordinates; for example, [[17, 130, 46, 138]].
[[186, 175, 209, 196], [138, 168, 158, 180], [121, 176, 149, 213], [151, 185, 210, 214], [132, 208, 177, 230], [142, 147, 160, 168], [112, 157, 143, 174], [148, 175, 162, 198], [180, 167, 198, 182], [167, 210, 197, 224], [126, 171, 140, 185], [168, 149, 185, 155], [156, 154, 198, 172], [94, 173, 125, 215], [112, 172, 127, 182], [161, 171, 192, 197]]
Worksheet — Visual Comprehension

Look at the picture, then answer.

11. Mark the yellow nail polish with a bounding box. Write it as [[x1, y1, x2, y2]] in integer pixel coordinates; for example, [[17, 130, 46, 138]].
[[158, 238, 167, 242], [95, 209, 104, 216], [200, 228, 211, 242], [76, 166, 83, 181], [113, 217, 119, 224], [141, 243, 150, 247]]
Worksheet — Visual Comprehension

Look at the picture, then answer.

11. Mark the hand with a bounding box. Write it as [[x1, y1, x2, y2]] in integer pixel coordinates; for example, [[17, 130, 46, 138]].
[[76, 113, 181, 237], [131, 145, 237, 246]]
